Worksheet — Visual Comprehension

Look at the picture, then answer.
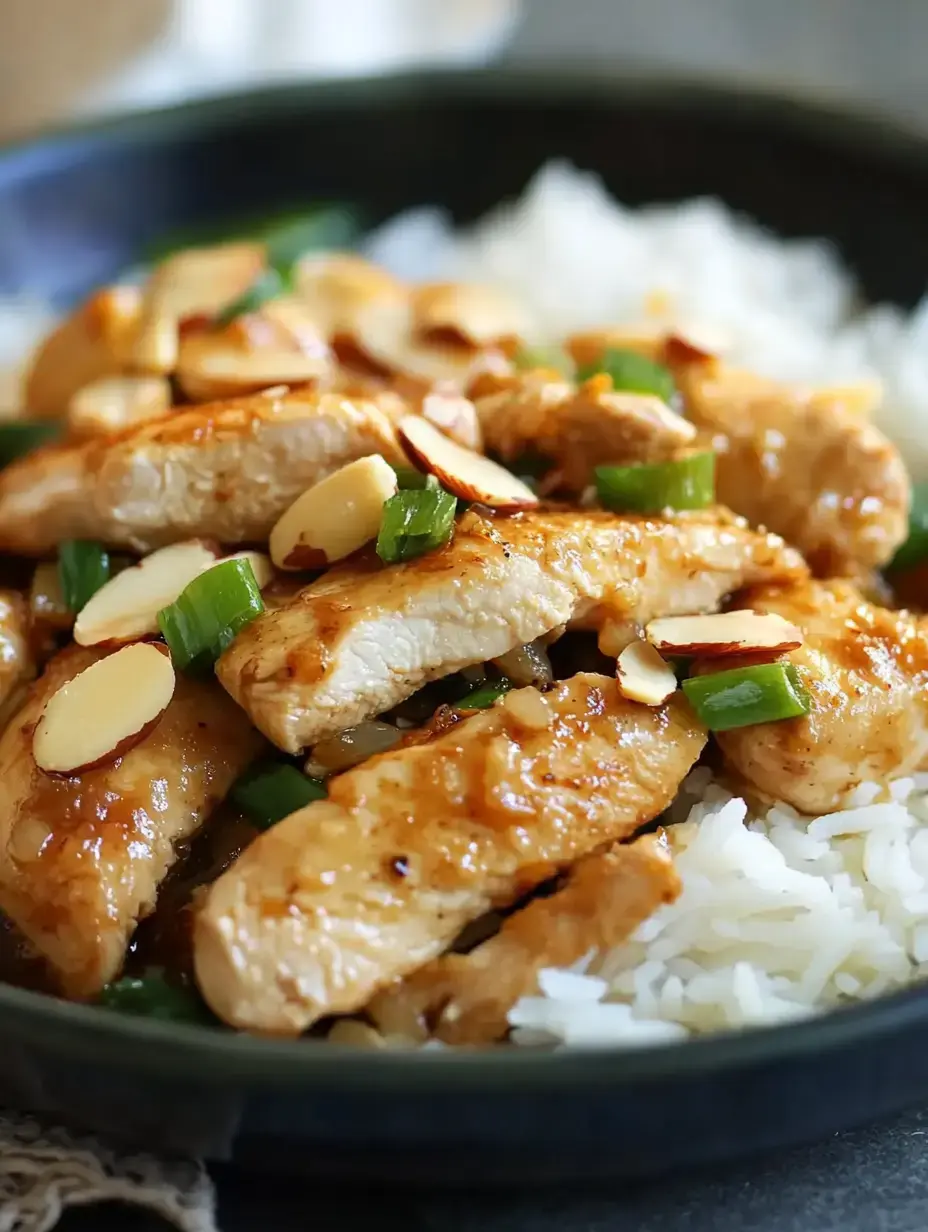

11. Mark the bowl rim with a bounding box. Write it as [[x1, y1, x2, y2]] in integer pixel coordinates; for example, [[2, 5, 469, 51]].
[[2, 64, 928, 1089]]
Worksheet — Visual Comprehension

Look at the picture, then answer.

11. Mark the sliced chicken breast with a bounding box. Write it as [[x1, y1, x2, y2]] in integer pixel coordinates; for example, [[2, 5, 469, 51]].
[[193, 674, 705, 1034], [0, 387, 407, 554], [0, 647, 264, 997], [218, 506, 806, 752], [367, 832, 679, 1045], [714, 580, 928, 814], [474, 369, 695, 491]]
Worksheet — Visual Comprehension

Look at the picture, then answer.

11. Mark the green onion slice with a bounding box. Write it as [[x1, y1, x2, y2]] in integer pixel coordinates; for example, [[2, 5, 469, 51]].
[[457, 677, 513, 710], [231, 761, 327, 830], [0, 421, 60, 467], [682, 662, 811, 732], [390, 466, 439, 491], [213, 267, 288, 328], [263, 204, 363, 273], [595, 452, 715, 513], [376, 487, 457, 564], [513, 344, 575, 376], [99, 971, 211, 1023], [158, 557, 264, 673], [888, 480, 928, 574], [577, 347, 676, 401], [58, 540, 110, 613]]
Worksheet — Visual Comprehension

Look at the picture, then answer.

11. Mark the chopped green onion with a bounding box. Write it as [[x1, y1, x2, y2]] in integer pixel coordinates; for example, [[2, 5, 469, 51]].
[[376, 487, 457, 564], [577, 347, 676, 402], [390, 466, 439, 491], [231, 761, 326, 830], [595, 452, 715, 513], [214, 267, 288, 328], [99, 972, 211, 1023], [888, 480, 928, 574], [58, 540, 110, 613], [158, 558, 264, 673], [457, 677, 513, 710], [0, 421, 60, 467], [513, 344, 575, 376], [682, 662, 810, 732], [263, 204, 363, 272]]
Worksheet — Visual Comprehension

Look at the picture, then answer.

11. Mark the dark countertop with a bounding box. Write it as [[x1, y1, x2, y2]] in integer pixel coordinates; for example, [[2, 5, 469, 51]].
[[57, 1106, 928, 1232]]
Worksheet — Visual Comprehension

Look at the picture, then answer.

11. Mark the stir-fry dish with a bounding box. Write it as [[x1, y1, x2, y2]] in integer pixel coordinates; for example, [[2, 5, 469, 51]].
[[2, 187, 928, 1047]]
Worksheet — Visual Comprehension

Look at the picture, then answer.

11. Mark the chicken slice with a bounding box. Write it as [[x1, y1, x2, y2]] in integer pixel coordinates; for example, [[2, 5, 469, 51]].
[[676, 362, 910, 575], [193, 674, 705, 1034], [713, 580, 928, 814], [0, 591, 34, 727], [218, 506, 805, 753], [0, 646, 264, 997], [367, 831, 679, 1045], [0, 387, 407, 554], [473, 369, 695, 491]]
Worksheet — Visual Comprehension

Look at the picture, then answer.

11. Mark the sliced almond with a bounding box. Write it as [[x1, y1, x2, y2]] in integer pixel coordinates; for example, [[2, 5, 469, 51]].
[[616, 640, 678, 706], [412, 282, 531, 349], [295, 253, 407, 338], [645, 610, 803, 658], [663, 322, 730, 366], [68, 374, 172, 437], [208, 550, 275, 590], [33, 643, 175, 775], [421, 387, 483, 452], [397, 416, 537, 510], [269, 455, 398, 571], [74, 540, 218, 646]]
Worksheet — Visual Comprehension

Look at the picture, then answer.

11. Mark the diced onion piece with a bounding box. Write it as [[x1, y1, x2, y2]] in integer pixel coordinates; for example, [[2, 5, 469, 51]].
[[269, 455, 398, 571], [327, 1019, 388, 1049], [645, 610, 803, 658], [231, 761, 326, 830], [376, 487, 457, 564], [30, 562, 73, 633], [682, 662, 810, 732], [597, 617, 642, 658], [501, 686, 551, 731], [68, 375, 172, 437], [492, 640, 553, 687], [58, 541, 110, 613], [398, 416, 537, 510], [74, 540, 218, 646], [595, 453, 715, 513], [210, 550, 275, 590], [457, 677, 512, 710], [307, 721, 402, 776], [33, 643, 175, 774], [576, 347, 676, 401], [616, 640, 678, 707], [421, 388, 483, 452], [158, 557, 264, 673]]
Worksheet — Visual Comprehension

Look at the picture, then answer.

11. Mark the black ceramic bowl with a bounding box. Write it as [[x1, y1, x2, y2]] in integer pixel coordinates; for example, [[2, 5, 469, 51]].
[[2, 69, 928, 1184]]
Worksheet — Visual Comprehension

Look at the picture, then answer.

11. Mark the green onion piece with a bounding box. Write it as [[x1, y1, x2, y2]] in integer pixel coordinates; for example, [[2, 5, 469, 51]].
[[595, 452, 715, 513], [513, 344, 575, 376], [231, 761, 326, 830], [58, 540, 110, 613], [158, 557, 264, 673], [457, 677, 513, 710], [682, 662, 810, 732], [99, 972, 211, 1023], [0, 421, 60, 467], [888, 480, 928, 574], [263, 204, 363, 272], [376, 488, 457, 564], [391, 466, 439, 491], [213, 267, 288, 328], [577, 347, 676, 401]]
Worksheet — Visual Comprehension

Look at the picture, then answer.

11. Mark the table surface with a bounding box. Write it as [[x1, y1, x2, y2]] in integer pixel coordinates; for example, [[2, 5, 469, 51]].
[[56, 1105, 928, 1232]]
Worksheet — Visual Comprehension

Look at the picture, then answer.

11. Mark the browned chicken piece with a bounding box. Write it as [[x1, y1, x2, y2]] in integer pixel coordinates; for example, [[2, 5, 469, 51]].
[[367, 832, 679, 1045], [714, 579, 928, 814], [0, 646, 264, 998], [218, 506, 805, 753], [676, 362, 910, 575], [0, 591, 34, 727], [193, 675, 706, 1034], [24, 286, 142, 419], [473, 369, 695, 491], [0, 387, 408, 554]]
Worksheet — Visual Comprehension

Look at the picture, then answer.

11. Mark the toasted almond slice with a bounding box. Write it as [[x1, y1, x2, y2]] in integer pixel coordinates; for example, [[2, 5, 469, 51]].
[[412, 282, 531, 348], [269, 455, 398, 571], [68, 374, 172, 437], [663, 322, 730, 366], [209, 550, 275, 590], [616, 640, 678, 707], [33, 643, 175, 775], [397, 416, 538, 510], [645, 610, 803, 657], [421, 387, 483, 452], [74, 540, 218, 646], [295, 253, 407, 337]]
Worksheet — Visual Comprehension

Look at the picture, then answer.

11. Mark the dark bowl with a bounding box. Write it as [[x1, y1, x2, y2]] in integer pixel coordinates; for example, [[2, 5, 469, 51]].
[[1, 68, 928, 1184]]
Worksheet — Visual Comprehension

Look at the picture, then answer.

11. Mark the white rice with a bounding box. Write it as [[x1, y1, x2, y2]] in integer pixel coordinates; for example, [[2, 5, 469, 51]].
[[5, 160, 928, 1044]]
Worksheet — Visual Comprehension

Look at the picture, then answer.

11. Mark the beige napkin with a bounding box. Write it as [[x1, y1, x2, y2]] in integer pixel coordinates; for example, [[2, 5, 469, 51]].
[[0, 1112, 216, 1232]]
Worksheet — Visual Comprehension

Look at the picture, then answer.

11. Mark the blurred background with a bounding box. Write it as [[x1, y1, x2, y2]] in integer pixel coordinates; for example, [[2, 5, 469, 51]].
[[3, 0, 928, 141]]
